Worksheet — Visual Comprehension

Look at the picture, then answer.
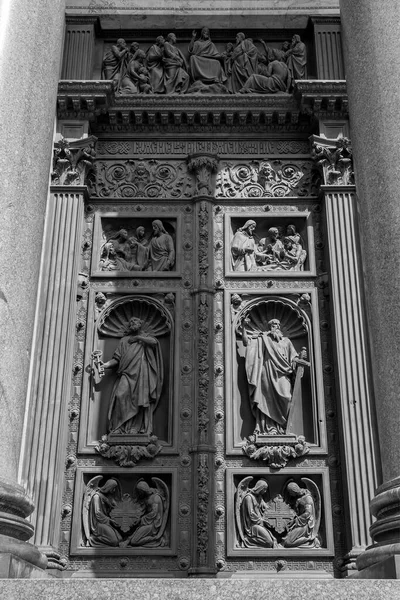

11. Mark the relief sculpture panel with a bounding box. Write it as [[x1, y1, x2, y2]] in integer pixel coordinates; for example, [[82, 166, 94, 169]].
[[71, 469, 177, 555], [92, 214, 181, 277], [227, 469, 333, 557]]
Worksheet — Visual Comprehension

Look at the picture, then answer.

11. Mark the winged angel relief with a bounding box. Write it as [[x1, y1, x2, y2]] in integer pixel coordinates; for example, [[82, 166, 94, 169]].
[[216, 160, 304, 198], [235, 477, 321, 549], [82, 476, 170, 548]]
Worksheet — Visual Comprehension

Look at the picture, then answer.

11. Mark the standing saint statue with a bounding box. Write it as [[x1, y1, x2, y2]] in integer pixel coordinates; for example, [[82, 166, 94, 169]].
[[188, 27, 226, 85], [101, 316, 164, 435], [242, 317, 305, 435]]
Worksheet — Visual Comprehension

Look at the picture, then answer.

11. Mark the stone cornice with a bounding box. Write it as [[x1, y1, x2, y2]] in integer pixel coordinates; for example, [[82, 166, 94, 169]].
[[57, 79, 348, 125], [295, 80, 348, 114]]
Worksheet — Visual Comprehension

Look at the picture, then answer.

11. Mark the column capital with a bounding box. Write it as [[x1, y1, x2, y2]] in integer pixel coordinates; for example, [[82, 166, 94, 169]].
[[51, 136, 97, 187], [310, 134, 354, 186]]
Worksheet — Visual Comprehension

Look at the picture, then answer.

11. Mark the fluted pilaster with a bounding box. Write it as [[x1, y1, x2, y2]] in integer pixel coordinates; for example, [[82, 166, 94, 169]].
[[312, 135, 380, 571]]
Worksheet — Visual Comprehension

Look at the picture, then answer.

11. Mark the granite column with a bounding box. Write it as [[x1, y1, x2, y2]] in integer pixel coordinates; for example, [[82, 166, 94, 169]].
[[340, 0, 400, 577], [0, 0, 65, 576]]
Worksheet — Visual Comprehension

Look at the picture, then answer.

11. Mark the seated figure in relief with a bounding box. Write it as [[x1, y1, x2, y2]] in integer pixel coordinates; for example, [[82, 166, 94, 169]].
[[146, 36, 166, 94], [163, 33, 190, 94], [119, 44, 152, 95], [283, 224, 307, 271], [188, 27, 227, 87], [240, 59, 292, 94], [226, 32, 258, 93]]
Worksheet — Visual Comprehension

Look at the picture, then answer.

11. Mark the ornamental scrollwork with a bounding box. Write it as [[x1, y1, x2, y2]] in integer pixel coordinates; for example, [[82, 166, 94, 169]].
[[91, 159, 194, 198], [216, 160, 305, 198]]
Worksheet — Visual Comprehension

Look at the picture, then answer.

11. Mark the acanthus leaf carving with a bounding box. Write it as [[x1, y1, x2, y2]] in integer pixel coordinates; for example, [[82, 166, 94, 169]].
[[242, 434, 310, 469], [92, 159, 194, 198], [216, 159, 307, 198], [311, 135, 354, 186], [52, 136, 97, 186], [187, 153, 219, 196], [95, 434, 162, 467]]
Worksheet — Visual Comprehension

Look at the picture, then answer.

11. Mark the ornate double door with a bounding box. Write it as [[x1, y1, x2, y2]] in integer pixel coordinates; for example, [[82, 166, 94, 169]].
[[55, 129, 341, 578]]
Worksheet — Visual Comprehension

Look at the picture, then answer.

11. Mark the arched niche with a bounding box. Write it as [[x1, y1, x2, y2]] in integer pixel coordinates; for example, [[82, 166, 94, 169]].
[[231, 296, 318, 446]]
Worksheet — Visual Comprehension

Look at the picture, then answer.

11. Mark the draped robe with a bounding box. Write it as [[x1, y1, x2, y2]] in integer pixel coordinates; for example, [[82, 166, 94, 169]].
[[108, 333, 163, 434], [189, 38, 226, 84], [245, 333, 298, 431]]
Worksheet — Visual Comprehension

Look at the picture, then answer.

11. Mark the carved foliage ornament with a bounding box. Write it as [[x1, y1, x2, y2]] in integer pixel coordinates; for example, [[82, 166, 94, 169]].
[[187, 153, 219, 196], [311, 135, 354, 186], [216, 160, 306, 198], [91, 159, 194, 198], [52, 136, 97, 186]]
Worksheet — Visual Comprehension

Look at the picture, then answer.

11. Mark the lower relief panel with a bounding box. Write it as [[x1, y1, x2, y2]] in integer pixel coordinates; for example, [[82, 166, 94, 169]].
[[70, 468, 177, 556]]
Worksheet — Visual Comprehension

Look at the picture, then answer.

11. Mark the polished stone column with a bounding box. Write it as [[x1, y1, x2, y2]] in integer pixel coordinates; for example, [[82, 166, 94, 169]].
[[187, 155, 219, 576], [312, 135, 380, 572], [340, 0, 400, 577], [0, 0, 65, 576], [19, 138, 96, 571]]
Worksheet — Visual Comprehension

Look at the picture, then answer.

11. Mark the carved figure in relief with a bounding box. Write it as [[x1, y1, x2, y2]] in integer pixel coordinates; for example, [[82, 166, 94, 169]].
[[188, 27, 227, 86], [102, 38, 129, 87], [240, 59, 292, 94], [235, 477, 279, 548], [146, 220, 175, 271], [101, 317, 163, 436], [285, 35, 307, 80], [230, 220, 265, 272], [120, 479, 169, 547], [226, 33, 258, 93], [242, 318, 306, 435], [282, 480, 321, 548], [147, 36, 166, 94], [259, 40, 290, 64], [83, 477, 123, 547], [163, 33, 190, 94], [257, 227, 286, 269], [119, 44, 152, 95], [283, 224, 307, 271]]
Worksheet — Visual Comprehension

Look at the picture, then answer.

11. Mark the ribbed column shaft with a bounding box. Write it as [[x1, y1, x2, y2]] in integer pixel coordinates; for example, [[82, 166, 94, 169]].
[[324, 187, 379, 556], [19, 188, 85, 562]]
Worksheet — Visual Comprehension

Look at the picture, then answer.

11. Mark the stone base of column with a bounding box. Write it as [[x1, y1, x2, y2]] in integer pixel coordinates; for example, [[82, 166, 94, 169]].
[[0, 553, 50, 579], [350, 556, 400, 580], [355, 476, 400, 578], [0, 478, 47, 577]]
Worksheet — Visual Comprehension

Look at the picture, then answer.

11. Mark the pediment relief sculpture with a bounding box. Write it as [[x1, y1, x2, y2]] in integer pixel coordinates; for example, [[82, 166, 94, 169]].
[[82, 476, 170, 548], [235, 477, 321, 550], [101, 31, 307, 96], [231, 220, 307, 272]]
